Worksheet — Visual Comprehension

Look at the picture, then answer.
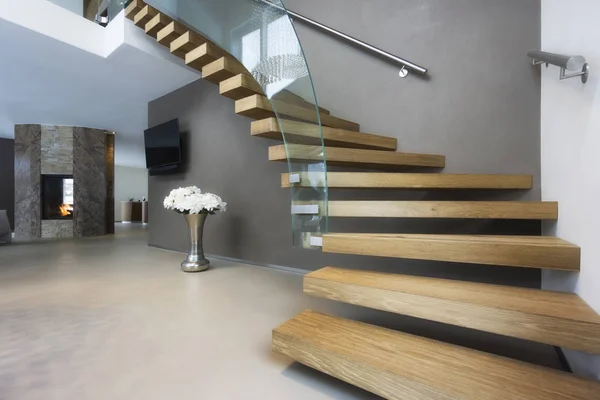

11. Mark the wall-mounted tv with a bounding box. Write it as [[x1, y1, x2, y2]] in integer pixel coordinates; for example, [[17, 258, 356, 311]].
[[144, 119, 181, 174]]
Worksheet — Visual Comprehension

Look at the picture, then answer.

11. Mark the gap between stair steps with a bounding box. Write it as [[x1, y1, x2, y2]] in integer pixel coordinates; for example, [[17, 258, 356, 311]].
[[269, 144, 445, 170]]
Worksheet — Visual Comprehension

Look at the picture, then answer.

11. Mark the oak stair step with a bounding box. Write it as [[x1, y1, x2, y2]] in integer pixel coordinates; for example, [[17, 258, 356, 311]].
[[133, 4, 158, 28], [252, 118, 397, 151], [221, 74, 331, 115], [322, 233, 580, 271], [125, 0, 146, 20], [273, 310, 600, 400], [305, 267, 600, 354], [281, 172, 533, 189], [269, 144, 445, 170], [171, 31, 208, 58], [236, 94, 359, 131], [185, 43, 227, 72], [220, 73, 262, 99], [203, 57, 249, 84], [328, 200, 558, 219], [145, 13, 171, 38], [157, 21, 187, 46]]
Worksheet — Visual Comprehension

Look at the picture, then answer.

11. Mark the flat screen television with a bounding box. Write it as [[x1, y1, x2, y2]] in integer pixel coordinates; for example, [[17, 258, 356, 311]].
[[144, 119, 181, 173]]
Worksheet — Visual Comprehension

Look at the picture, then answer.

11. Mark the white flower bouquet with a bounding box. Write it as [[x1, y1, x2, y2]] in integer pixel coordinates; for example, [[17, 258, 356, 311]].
[[163, 186, 227, 215]]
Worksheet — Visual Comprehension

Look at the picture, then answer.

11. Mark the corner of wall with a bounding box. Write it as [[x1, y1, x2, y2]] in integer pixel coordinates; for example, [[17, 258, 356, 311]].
[[541, 0, 600, 380]]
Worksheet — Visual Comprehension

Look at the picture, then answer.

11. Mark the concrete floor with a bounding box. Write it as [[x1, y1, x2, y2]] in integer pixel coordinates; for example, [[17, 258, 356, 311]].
[[0, 225, 378, 400], [0, 225, 565, 400]]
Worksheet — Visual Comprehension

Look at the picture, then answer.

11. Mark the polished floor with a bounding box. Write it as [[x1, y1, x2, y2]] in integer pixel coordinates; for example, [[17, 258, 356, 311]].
[[0, 225, 379, 400]]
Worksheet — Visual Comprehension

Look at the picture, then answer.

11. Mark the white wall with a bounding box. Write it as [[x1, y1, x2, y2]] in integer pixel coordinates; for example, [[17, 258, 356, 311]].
[[541, 0, 600, 380], [0, 0, 106, 56], [47, 0, 83, 17], [115, 166, 148, 221]]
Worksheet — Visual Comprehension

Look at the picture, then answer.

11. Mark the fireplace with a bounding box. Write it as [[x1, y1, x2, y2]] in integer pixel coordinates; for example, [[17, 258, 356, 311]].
[[42, 175, 74, 220]]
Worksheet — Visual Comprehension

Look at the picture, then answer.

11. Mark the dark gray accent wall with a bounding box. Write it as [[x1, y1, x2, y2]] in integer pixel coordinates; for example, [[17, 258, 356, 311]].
[[149, 91, 541, 291], [0, 138, 15, 230], [149, 0, 541, 287], [283, 0, 541, 193], [14, 125, 42, 238]]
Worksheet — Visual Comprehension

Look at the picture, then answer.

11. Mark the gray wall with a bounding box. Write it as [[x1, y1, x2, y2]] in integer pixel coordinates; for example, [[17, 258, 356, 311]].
[[285, 0, 541, 187], [149, 81, 542, 285], [149, 0, 541, 286], [0, 138, 15, 229]]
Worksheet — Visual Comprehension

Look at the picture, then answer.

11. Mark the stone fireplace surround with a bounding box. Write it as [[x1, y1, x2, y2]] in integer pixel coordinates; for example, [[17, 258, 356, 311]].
[[14, 125, 114, 238]]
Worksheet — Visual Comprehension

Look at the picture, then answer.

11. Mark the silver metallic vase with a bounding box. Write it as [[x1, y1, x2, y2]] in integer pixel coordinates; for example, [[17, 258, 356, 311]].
[[181, 213, 210, 272]]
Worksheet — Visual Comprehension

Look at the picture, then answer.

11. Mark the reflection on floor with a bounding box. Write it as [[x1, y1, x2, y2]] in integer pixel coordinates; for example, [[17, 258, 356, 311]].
[[0, 224, 563, 399], [0, 224, 378, 400]]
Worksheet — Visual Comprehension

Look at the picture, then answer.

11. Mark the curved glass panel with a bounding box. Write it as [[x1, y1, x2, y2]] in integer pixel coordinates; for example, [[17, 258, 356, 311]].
[[144, 0, 328, 247], [109, 1, 130, 22]]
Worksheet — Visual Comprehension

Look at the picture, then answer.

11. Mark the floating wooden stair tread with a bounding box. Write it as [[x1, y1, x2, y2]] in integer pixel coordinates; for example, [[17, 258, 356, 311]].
[[220, 73, 263, 99], [185, 43, 226, 71], [236, 94, 360, 131], [222, 74, 331, 114], [134, 4, 158, 27], [273, 311, 600, 400], [328, 200, 558, 219], [145, 13, 171, 38], [157, 21, 187, 46], [276, 93, 332, 115], [270, 144, 445, 170], [252, 118, 397, 151], [203, 58, 249, 84], [281, 172, 533, 189], [322, 234, 580, 271], [125, 0, 146, 20], [171, 31, 208, 58], [305, 267, 600, 354]]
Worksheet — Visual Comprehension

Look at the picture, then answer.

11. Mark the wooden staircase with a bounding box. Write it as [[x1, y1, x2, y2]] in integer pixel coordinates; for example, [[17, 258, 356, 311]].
[[281, 171, 534, 189], [269, 144, 445, 170], [127, 3, 600, 398], [274, 311, 600, 400], [251, 118, 397, 150], [327, 200, 558, 219], [322, 233, 580, 270], [304, 268, 600, 354]]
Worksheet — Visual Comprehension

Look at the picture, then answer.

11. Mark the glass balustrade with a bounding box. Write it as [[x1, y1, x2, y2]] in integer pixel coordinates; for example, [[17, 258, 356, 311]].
[[45, 0, 86, 17], [109, 0, 131, 22], [48, 0, 126, 26], [144, 0, 328, 247], [35, 0, 328, 246], [45, 0, 127, 26]]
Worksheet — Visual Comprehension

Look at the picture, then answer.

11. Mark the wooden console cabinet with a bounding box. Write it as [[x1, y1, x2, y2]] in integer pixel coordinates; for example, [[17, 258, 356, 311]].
[[121, 201, 148, 223]]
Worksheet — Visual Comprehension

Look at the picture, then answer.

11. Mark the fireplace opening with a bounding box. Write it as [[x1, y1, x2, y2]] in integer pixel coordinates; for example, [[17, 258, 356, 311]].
[[42, 175, 74, 220]]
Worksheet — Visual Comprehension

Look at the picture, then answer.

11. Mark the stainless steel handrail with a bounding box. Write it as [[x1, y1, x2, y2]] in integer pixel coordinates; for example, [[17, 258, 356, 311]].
[[256, 0, 428, 76], [527, 50, 590, 83]]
